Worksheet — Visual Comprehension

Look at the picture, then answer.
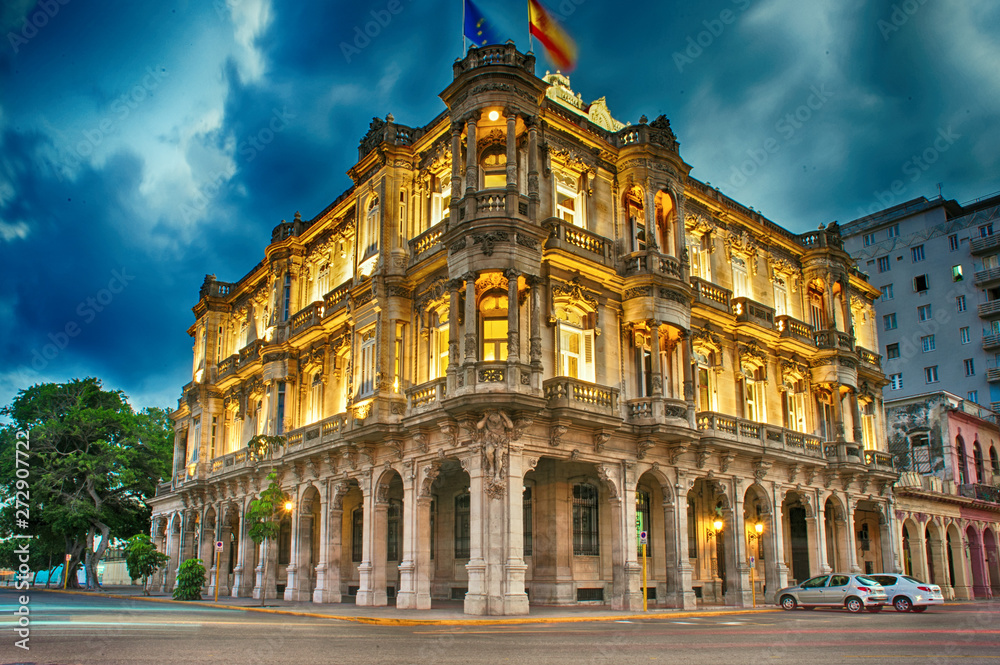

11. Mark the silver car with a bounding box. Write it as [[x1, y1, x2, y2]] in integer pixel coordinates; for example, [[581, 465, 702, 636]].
[[776, 573, 888, 613], [870, 574, 944, 612]]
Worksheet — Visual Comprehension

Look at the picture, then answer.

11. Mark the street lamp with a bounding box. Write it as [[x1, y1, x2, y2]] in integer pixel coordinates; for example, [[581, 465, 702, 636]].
[[707, 518, 724, 539], [284, 500, 294, 513]]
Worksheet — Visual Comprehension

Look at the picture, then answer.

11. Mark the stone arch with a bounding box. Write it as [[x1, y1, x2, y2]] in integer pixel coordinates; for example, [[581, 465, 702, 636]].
[[782, 490, 813, 583], [636, 470, 672, 605], [653, 189, 677, 256], [284, 483, 322, 601], [743, 483, 774, 602], [900, 516, 923, 578], [853, 498, 886, 574], [983, 526, 1000, 597], [946, 521, 970, 598], [966, 524, 989, 599]]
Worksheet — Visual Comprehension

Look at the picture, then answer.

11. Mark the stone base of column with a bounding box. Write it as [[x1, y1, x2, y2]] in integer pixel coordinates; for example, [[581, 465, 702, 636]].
[[953, 584, 973, 600], [283, 565, 312, 601], [502, 591, 529, 615], [312, 565, 341, 604], [464, 559, 488, 615]]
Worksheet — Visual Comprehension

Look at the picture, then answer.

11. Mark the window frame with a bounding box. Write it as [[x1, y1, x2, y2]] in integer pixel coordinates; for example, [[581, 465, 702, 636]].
[[572, 483, 600, 556]]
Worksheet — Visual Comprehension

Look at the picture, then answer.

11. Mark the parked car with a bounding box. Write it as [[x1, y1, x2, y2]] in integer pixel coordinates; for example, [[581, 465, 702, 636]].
[[776, 574, 888, 613], [869, 574, 944, 612]]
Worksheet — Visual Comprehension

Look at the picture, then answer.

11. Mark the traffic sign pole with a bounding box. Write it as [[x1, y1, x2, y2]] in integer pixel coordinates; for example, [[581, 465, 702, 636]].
[[214, 540, 224, 602], [642, 543, 647, 612]]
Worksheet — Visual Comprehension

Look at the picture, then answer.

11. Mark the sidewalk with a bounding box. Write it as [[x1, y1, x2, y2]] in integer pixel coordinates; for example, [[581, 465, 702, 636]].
[[41, 585, 781, 626]]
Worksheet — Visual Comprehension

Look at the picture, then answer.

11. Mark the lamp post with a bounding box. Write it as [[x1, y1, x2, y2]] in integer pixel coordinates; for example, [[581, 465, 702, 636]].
[[747, 522, 764, 608]]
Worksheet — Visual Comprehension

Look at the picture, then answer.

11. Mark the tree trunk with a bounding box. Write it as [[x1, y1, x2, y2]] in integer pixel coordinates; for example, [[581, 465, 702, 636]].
[[44, 553, 52, 589], [88, 521, 111, 589], [260, 536, 268, 607]]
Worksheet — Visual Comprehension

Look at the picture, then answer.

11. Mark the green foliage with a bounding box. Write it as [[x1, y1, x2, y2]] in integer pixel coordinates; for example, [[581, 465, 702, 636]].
[[0, 378, 174, 588], [246, 434, 286, 464], [125, 534, 170, 595], [172, 558, 206, 600], [245, 471, 289, 605]]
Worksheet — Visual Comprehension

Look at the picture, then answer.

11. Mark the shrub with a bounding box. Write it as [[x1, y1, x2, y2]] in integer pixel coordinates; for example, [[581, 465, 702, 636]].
[[172, 558, 206, 601]]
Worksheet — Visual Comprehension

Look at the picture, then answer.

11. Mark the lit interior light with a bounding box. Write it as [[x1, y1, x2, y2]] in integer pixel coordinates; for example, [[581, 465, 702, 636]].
[[488, 110, 499, 122]]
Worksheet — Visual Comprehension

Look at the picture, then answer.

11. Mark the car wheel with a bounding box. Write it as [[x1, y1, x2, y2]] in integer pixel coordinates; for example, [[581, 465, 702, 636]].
[[866, 605, 883, 613], [845, 597, 864, 613], [893, 596, 912, 612], [912, 606, 928, 613], [780, 595, 797, 611]]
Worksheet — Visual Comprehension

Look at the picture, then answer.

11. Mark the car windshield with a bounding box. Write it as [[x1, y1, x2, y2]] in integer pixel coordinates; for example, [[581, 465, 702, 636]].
[[902, 576, 926, 584], [855, 576, 880, 586]]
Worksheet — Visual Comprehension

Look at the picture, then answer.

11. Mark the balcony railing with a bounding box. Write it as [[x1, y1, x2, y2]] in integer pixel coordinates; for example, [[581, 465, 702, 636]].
[[856, 346, 882, 370], [814, 330, 855, 351], [625, 396, 689, 423], [864, 449, 895, 471], [978, 300, 1000, 318], [987, 368, 1000, 383], [690, 277, 731, 312], [544, 377, 620, 418], [542, 217, 613, 265], [217, 354, 238, 380], [696, 411, 824, 458], [290, 301, 324, 338], [323, 280, 351, 317], [983, 333, 1000, 350], [623, 250, 683, 279], [732, 297, 774, 329], [974, 267, 1000, 286], [959, 483, 1000, 503], [409, 222, 446, 260], [408, 378, 447, 410], [970, 233, 1000, 254], [776, 315, 815, 345]]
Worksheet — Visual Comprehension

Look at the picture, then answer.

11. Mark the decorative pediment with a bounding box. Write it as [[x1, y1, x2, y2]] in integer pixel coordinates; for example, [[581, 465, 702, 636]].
[[767, 253, 799, 292], [724, 228, 761, 275], [474, 271, 509, 298], [685, 212, 717, 237], [739, 340, 768, 372]]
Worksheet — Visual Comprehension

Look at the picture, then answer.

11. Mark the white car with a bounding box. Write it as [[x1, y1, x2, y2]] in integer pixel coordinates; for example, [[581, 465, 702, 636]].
[[870, 574, 944, 612]]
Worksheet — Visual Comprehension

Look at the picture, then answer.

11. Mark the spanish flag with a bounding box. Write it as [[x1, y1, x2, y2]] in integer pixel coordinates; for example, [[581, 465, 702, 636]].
[[528, 0, 578, 72]]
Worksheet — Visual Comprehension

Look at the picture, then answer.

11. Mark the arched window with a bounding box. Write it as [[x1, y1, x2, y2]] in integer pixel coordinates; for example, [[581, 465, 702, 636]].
[[430, 308, 449, 380], [654, 190, 675, 255], [974, 442, 985, 483], [957, 437, 968, 485], [481, 148, 506, 189], [351, 507, 364, 562], [990, 446, 1000, 476], [480, 290, 509, 362], [626, 188, 645, 252], [572, 483, 600, 556], [454, 492, 470, 559]]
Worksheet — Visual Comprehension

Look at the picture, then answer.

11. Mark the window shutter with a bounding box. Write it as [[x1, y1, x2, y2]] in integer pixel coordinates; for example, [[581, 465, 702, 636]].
[[555, 321, 564, 376], [583, 329, 596, 382]]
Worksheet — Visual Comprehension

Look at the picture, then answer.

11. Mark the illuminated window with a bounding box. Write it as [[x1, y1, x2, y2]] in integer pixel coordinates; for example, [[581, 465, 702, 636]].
[[773, 278, 788, 317], [480, 291, 508, 362], [952, 265, 963, 281], [732, 256, 751, 300], [358, 327, 376, 397], [432, 176, 451, 225], [481, 148, 506, 189], [557, 308, 595, 382], [362, 196, 380, 259], [861, 401, 877, 450], [554, 171, 583, 227], [742, 365, 767, 423], [626, 188, 645, 252], [783, 379, 808, 433]]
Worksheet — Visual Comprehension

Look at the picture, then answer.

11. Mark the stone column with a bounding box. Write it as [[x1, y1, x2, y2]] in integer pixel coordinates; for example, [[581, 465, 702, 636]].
[[607, 463, 642, 611], [282, 496, 302, 601], [503, 446, 529, 615], [462, 453, 488, 614], [397, 464, 433, 610], [463, 272, 478, 387], [846, 499, 861, 573], [505, 109, 519, 215], [527, 275, 543, 388], [908, 519, 930, 582], [730, 481, 751, 607], [506, 269, 521, 366], [764, 484, 787, 603], [673, 476, 696, 609], [681, 331, 696, 427], [355, 473, 381, 606], [172, 427, 185, 483], [850, 392, 863, 444], [316, 481, 346, 603], [648, 321, 662, 397], [311, 485, 331, 603], [927, 530, 951, 597], [526, 116, 539, 222], [450, 121, 463, 223], [815, 495, 830, 574], [881, 502, 900, 574], [447, 279, 461, 394], [285, 495, 315, 601], [805, 507, 822, 577], [233, 498, 256, 598], [465, 112, 480, 219]]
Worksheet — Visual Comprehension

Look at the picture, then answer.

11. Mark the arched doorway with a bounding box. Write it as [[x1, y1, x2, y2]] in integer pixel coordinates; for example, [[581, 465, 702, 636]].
[[853, 500, 885, 575], [285, 484, 321, 601], [946, 522, 971, 599], [967, 525, 989, 598], [824, 496, 847, 572], [743, 483, 774, 604], [984, 527, 1000, 597], [924, 522, 946, 593], [636, 469, 675, 607], [689, 477, 733, 605], [782, 491, 812, 584]]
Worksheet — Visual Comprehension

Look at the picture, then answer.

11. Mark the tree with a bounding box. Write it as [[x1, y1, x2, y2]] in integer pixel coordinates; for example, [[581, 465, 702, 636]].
[[172, 558, 206, 600], [124, 534, 170, 595], [244, 471, 289, 606], [0, 378, 174, 588]]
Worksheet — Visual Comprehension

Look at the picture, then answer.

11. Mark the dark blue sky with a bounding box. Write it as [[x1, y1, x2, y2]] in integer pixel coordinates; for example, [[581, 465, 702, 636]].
[[0, 0, 997, 411]]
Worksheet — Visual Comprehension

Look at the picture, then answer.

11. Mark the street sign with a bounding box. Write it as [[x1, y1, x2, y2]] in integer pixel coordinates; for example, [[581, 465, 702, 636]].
[[215, 540, 224, 552], [639, 530, 648, 545], [65, 554, 72, 561], [749, 555, 755, 569]]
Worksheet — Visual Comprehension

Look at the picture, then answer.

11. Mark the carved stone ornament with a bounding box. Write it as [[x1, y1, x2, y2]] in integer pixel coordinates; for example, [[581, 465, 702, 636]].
[[724, 228, 761, 275], [475, 410, 517, 499]]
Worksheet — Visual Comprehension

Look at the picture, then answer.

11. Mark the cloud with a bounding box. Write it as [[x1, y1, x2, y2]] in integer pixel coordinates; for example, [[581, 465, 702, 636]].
[[226, 0, 274, 83]]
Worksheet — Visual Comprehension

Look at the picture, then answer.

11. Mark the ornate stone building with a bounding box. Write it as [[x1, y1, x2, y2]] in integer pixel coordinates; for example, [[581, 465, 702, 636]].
[[149, 43, 898, 615]]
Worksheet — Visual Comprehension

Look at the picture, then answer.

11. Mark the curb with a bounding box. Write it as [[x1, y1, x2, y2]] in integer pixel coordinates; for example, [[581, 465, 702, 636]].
[[43, 589, 782, 626]]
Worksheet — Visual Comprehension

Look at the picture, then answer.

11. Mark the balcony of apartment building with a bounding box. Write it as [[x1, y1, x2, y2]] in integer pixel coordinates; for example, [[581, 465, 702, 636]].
[[284, 279, 352, 347], [969, 232, 1000, 255], [542, 217, 616, 270], [731, 297, 774, 331], [216, 339, 263, 384], [690, 276, 731, 314]]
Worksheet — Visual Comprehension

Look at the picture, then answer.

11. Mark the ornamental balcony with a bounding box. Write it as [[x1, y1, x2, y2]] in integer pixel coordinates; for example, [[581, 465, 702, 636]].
[[625, 396, 691, 426], [217, 339, 263, 383], [408, 222, 447, 266], [542, 217, 614, 269], [814, 329, 855, 352], [289, 301, 324, 340], [776, 315, 815, 348], [696, 411, 824, 460], [407, 377, 447, 413], [454, 189, 531, 224], [731, 297, 774, 331], [544, 376, 621, 426], [622, 251, 683, 279], [690, 277, 731, 314], [856, 346, 882, 371], [959, 483, 1000, 504]]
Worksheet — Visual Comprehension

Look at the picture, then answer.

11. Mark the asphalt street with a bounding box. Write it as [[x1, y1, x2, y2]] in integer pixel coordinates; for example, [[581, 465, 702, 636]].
[[2, 590, 998, 665]]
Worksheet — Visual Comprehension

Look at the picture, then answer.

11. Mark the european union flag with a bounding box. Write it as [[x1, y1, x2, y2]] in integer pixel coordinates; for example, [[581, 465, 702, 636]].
[[464, 0, 502, 47]]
